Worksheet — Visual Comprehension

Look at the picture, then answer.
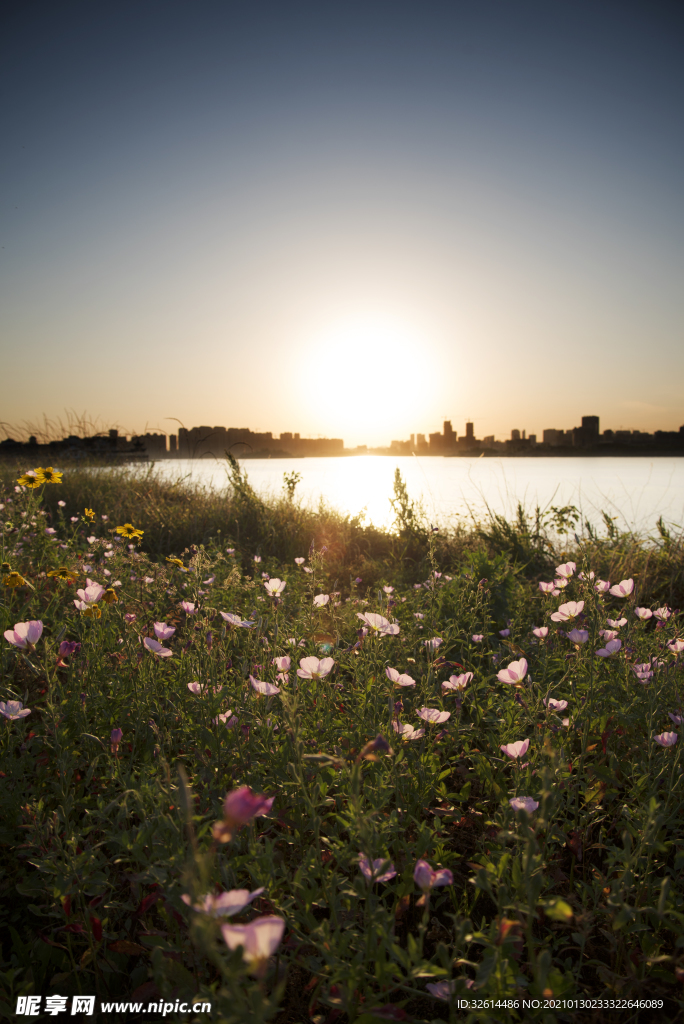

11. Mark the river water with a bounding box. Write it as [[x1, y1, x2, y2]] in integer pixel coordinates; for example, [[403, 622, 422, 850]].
[[147, 455, 684, 535]]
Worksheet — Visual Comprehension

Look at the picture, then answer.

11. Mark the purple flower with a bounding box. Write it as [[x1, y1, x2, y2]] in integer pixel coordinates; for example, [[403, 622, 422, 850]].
[[567, 629, 588, 644], [596, 639, 621, 658], [358, 854, 396, 884], [110, 727, 123, 754], [509, 796, 538, 813], [413, 859, 453, 891]]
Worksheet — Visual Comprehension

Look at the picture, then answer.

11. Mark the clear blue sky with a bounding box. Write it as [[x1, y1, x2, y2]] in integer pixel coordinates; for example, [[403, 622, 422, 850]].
[[1, 0, 683, 446]]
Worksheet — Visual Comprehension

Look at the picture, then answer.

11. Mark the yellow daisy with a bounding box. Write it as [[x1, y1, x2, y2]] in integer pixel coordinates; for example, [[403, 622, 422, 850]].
[[116, 523, 144, 541]]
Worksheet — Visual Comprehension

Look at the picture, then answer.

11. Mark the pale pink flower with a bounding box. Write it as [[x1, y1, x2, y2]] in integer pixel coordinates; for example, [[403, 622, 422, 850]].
[[667, 639, 684, 654], [596, 638, 622, 657], [442, 672, 472, 691], [471, 634, 484, 642], [532, 626, 548, 639], [500, 738, 530, 759], [595, 580, 611, 593], [414, 612, 424, 620], [426, 981, 459, 1000], [250, 675, 280, 696], [417, 707, 450, 724], [214, 711, 238, 728], [58, 500, 66, 507], [0, 700, 31, 720], [143, 637, 173, 658], [303, 567, 313, 574], [386, 666, 416, 687], [567, 629, 588, 644], [313, 594, 330, 607], [204, 576, 215, 585], [424, 637, 443, 651], [383, 585, 394, 594], [599, 629, 619, 641], [216, 787, 274, 840], [226, 547, 235, 555], [654, 606, 672, 621], [182, 887, 265, 917], [550, 601, 584, 623], [578, 571, 595, 581], [187, 682, 203, 694], [357, 612, 400, 636], [180, 600, 196, 614], [264, 578, 286, 597], [4, 620, 43, 649], [544, 697, 568, 711], [609, 578, 634, 598], [297, 656, 334, 680], [634, 607, 653, 620], [220, 611, 255, 628], [253, 555, 262, 563], [74, 582, 105, 607], [497, 658, 528, 685], [606, 617, 627, 628], [538, 581, 556, 594], [499, 628, 510, 637], [668, 713, 683, 725], [295, 557, 305, 565], [413, 859, 453, 891], [221, 916, 285, 970], [358, 854, 396, 884], [654, 732, 678, 748], [555, 561, 576, 579], [86, 535, 97, 544], [553, 578, 569, 590], [154, 621, 175, 640], [392, 721, 425, 740], [509, 796, 538, 813], [632, 664, 653, 683], [272, 656, 291, 672]]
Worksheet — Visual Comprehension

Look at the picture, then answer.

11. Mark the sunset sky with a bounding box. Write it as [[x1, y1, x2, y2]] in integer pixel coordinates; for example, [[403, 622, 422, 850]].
[[2, 0, 683, 447]]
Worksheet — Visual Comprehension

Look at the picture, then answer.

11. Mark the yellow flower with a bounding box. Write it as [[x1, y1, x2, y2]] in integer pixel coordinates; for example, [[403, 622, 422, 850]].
[[17, 471, 45, 489], [47, 566, 80, 582], [102, 587, 118, 604], [116, 523, 144, 541], [3, 571, 27, 588], [35, 466, 63, 484], [1, 562, 10, 573], [166, 557, 184, 568], [84, 605, 102, 619], [84, 508, 95, 519]]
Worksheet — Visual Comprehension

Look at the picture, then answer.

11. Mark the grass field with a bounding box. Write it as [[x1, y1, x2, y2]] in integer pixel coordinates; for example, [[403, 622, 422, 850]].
[[1, 458, 684, 1023]]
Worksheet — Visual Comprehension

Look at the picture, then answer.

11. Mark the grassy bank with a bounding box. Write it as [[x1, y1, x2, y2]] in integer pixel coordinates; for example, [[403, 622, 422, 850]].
[[1, 460, 684, 1022]]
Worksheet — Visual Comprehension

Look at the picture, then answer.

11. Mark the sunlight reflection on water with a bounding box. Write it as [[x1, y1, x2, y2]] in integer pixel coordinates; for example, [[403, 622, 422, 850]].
[[150, 456, 684, 534]]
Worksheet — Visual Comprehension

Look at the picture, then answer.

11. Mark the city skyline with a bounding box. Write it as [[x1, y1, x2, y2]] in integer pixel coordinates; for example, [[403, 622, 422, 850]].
[[1, 2, 683, 445]]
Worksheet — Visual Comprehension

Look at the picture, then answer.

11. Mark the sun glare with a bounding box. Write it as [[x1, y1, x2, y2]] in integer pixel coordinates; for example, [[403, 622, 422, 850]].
[[304, 314, 434, 444]]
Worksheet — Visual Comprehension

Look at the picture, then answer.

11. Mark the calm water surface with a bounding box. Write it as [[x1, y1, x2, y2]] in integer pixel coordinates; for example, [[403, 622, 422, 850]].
[[152, 456, 684, 534]]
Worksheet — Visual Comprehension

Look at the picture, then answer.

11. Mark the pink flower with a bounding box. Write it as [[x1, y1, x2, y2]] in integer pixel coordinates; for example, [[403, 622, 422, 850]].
[[606, 617, 627, 628], [221, 916, 285, 970], [654, 732, 678, 748], [392, 721, 425, 740], [442, 672, 472, 691], [500, 738, 530, 760], [414, 859, 453, 891], [154, 621, 175, 640], [213, 786, 274, 843], [668, 713, 683, 725], [295, 557, 305, 565], [596, 638, 622, 657], [426, 981, 459, 1001], [250, 675, 280, 696], [632, 663, 653, 683], [532, 626, 548, 638], [538, 581, 557, 595], [417, 707, 450, 724], [383, 585, 394, 594], [110, 727, 123, 754], [609, 578, 634, 598], [471, 634, 484, 642], [180, 601, 196, 614], [567, 629, 588, 644], [386, 666, 416, 687], [550, 601, 584, 623], [313, 594, 330, 607], [358, 854, 397, 884], [544, 697, 568, 711], [414, 612, 424, 620], [578, 571, 595, 581], [357, 612, 400, 636], [667, 639, 684, 654], [272, 656, 291, 672], [654, 606, 672, 621], [226, 547, 235, 555], [214, 710, 238, 728], [599, 629, 619, 640], [509, 796, 538, 813], [424, 637, 443, 651], [182, 887, 265, 917], [497, 658, 528, 685], [264, 578, 286, 597], [124, 613, 137, 624], [187, 682, 203, 694], [499, 628, 510, 637], [553, 578, 569, 590], [555, 562, 576, 579], [634, 607, 652, 620], [297, 656, 334, 680], [74, 582, 105, 607], [4, 620, 43, 649], [253, 555, 262, 563], [595, 580, 611, 593], [220, 611, 255, 628], [143, 637, 173, 658], [0, 700, 31, 720]]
